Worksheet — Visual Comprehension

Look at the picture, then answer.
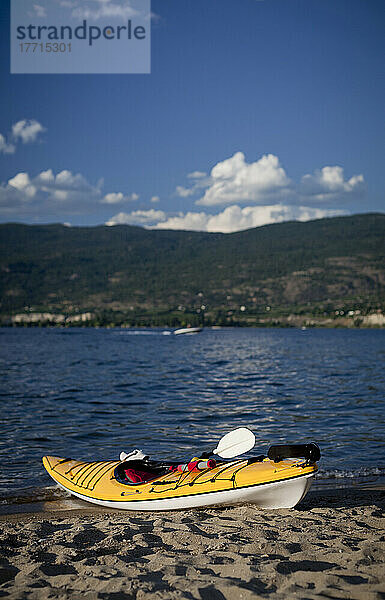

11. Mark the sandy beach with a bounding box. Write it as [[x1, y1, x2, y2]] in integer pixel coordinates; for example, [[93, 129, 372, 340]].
[[0, 486, 384, 600]]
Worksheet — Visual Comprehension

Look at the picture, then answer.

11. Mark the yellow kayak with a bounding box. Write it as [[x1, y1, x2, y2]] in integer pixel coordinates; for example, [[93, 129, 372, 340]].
[[42, 451, 318, 511]]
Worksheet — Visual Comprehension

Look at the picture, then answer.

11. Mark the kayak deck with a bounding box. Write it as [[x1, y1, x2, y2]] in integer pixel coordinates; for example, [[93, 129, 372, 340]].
[[42, 455, 317, 510]]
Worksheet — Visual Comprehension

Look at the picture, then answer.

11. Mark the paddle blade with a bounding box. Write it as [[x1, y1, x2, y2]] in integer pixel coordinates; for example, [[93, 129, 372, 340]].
[[214, 427, 255, 458]]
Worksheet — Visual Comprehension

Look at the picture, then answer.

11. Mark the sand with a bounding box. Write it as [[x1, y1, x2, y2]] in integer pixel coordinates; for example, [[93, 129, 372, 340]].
[[0, 486, 384, 600]]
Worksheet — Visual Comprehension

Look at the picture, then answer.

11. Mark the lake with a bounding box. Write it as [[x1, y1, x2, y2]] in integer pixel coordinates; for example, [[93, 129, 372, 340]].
[[1, 327, 384, 499]]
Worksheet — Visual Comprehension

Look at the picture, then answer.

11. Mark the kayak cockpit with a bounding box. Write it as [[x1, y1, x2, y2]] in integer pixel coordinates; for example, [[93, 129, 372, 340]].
[[114, 460, 172, 486]]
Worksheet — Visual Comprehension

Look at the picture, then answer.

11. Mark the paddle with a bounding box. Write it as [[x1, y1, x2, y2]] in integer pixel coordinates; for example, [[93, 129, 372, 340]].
[[200, 427, 255, 459]]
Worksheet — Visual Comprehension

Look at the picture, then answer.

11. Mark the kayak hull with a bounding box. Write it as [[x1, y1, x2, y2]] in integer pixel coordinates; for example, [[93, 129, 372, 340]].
[[42, 455, 317, 511], [54, 472, 314, 511]]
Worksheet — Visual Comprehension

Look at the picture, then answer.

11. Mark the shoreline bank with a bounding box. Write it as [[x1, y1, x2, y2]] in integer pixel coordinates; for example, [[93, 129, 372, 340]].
[[2, 320, 385, 329], [1, 486, 384, 599]]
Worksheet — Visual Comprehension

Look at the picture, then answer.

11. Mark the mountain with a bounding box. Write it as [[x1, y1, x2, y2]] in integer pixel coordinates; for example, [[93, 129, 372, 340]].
[[0, 213, 384, 327]]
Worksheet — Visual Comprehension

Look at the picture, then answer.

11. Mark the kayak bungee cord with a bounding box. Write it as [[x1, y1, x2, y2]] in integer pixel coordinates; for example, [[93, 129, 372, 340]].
[[148, 460, 249, 495], [86, 461, 119, 489], [57, 460, 120, 491]]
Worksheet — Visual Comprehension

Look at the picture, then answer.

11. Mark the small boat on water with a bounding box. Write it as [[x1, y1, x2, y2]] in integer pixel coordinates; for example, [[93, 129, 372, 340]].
[[42, 429, 320, 511], [173, 327, 202, 335]]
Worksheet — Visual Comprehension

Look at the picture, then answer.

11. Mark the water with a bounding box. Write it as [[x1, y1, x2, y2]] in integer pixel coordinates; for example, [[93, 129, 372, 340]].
[[0, 327, 384, 501]]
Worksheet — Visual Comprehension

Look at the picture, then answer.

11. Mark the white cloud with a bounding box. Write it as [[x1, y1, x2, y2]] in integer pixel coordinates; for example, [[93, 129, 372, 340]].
[[299, 166, 365, 203], [33, 4, 47, 17], [106, 209, 166, 226], [0, 120, 45, 155], [174, 152, 364, 209], [103, 192, 125, 204], [38, 169, 55, 183], [12, 120, 45, 144], [54, 169, 90, 189], [71, 0, 139, 20], [176, 185, 195, 198], [8, 172, 31, 190], [0, 168, 142, 219], [102, 191, 139, 204], [153, 211, 209, 232], [196, 152, 292, 207], [0, 146, 364, 232], [187, 171, 207, 179], [53, 190, 69, 201], [150, 11, 161, 23], [0, 133, 15, 155], [8, 173, 37, 198], [151, 204, 346, 233], [0, 168, 103, 218], [9, 169, 98, 199]]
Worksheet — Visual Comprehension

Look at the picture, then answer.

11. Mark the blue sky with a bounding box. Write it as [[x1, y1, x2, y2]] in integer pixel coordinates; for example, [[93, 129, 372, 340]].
[[0, 0, 384, 232]]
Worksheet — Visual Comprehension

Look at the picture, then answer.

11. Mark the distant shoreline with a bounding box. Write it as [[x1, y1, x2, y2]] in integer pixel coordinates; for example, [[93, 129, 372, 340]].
[[2, 215, 384, 332], [1, 321, 384, 329]]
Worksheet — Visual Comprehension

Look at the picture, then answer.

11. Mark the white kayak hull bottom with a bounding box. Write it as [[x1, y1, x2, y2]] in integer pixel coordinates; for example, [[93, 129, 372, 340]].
[[56, 473, 314, 511]]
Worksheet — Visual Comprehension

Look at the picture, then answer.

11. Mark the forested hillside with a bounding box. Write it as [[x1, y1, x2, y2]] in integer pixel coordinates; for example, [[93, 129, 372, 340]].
[[0, 213, 384, 327]]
